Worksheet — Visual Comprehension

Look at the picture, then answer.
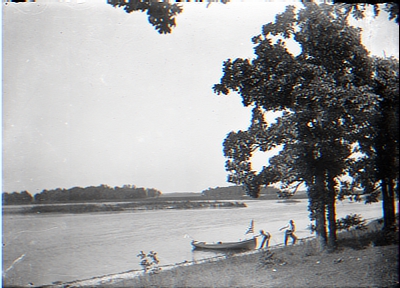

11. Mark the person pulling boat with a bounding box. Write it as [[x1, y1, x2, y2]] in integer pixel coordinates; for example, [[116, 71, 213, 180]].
[[279, 219, 297, 246], [258, 230, 271, 249]]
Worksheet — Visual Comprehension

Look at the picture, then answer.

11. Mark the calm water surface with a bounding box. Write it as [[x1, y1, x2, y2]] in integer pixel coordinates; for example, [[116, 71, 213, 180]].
[[2, 199, 384, 287]]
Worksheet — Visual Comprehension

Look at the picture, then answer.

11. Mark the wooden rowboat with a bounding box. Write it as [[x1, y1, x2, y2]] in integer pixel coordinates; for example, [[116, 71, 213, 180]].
[[191, 237, 256, 250]]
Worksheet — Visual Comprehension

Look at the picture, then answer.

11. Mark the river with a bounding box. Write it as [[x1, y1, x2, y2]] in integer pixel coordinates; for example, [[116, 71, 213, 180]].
[[2, 199, 384, 287]]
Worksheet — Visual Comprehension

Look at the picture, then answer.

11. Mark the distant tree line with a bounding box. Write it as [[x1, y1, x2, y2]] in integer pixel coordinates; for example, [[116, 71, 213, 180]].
[[2, 184, 162, 205], [2, 191, 33, 205], [201, 185, 281, 199]]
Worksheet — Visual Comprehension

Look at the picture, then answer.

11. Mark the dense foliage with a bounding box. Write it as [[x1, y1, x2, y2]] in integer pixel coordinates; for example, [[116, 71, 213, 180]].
[[107, 0, 183, 34], [343, 56, 399, 232], [213, 3, 399, 250], [201, 185, 280, 199], [2, 191, 33, 205], [334, 2, 399, 24], [2, 184, 162, 205]]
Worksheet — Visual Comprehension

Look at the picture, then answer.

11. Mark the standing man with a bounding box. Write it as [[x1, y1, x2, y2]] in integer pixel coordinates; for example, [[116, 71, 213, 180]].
[[258, 230, 271, 249], [279, 220, 297, 246]]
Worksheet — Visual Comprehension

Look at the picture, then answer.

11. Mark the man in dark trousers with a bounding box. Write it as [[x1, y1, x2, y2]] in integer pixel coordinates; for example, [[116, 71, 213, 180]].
[[258, 230, 271, 249], [279, 219, 297, 246]]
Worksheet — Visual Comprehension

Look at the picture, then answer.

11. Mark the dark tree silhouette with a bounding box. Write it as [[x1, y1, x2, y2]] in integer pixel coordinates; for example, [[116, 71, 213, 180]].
[[334, 2, 399, 24], [347, 56, 399, 233], [213, 2, 395, 250], [7, 0, 183, 34], [2, 191, 33, 205], [107, 0, 183, 34], [14, 184, 163, 204]]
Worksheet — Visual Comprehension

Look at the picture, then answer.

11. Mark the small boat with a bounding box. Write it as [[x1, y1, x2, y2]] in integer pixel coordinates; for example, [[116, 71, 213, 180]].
[[191, 237, 256, 250]]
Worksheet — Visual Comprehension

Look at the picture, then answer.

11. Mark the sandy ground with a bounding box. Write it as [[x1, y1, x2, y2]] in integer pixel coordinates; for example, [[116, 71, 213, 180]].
[[52, 242, 398, 288]]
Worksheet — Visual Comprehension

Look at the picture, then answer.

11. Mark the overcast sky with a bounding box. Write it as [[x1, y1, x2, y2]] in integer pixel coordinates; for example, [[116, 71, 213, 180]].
[[2, 1, 399, 195]]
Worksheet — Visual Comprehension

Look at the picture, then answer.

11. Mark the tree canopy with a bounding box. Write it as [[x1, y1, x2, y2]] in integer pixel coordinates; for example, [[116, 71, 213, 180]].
[[334, 2, 399, 24], [213, 2, 398, 250], [107, 0, 183, 34]]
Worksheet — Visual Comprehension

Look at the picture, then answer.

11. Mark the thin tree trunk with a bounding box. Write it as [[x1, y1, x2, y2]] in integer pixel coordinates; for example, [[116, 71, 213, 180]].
[[315, 206, 327, 251], [382, 178, 396, 231]]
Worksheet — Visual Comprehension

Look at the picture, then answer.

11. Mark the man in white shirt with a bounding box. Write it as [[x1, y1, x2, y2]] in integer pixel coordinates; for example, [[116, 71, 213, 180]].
[[279, 219, 297, 246]]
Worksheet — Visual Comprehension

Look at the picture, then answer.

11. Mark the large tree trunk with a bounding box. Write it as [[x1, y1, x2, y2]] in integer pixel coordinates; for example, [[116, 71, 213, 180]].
[[313, 171, 327, 251], [376, 99, 398, 232], [326, 174, 337, 251]]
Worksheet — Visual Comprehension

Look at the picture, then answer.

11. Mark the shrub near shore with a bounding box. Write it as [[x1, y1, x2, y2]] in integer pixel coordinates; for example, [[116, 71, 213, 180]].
[[97, 218, 398, 288]]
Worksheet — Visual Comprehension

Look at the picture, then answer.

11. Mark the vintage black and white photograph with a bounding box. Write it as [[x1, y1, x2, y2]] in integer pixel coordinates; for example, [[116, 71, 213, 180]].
[[2, 0, 399, 287]]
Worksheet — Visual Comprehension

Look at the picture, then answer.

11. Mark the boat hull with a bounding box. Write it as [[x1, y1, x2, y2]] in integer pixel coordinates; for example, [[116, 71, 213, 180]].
[[191, 237, 256, 250]]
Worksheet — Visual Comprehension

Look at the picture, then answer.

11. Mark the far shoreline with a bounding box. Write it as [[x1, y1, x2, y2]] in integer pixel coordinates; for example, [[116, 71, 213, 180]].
[[2, 193, 309, 215], [2, 199, 249, 215]]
